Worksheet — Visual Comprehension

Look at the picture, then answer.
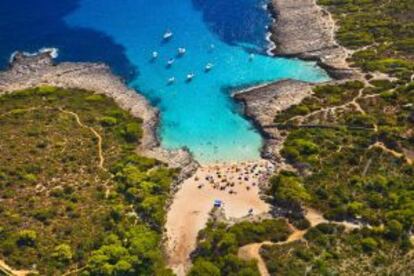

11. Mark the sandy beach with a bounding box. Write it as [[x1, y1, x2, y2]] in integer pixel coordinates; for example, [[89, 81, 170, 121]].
[[165, 160, 273, 275]]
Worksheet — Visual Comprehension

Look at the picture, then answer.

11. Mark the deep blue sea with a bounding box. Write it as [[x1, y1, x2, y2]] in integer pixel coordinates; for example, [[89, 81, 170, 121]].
[[0, 0, 329, 163]]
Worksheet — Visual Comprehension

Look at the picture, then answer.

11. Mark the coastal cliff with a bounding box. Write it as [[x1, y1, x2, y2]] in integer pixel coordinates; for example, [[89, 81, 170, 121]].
[[0, 51, 198, 185], [268, 0, 355, 79]]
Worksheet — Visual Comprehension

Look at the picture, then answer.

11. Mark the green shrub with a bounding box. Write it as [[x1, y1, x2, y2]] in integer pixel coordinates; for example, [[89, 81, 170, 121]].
[[189, 259, 221, 276], [122, 122, 142, 143], [99, 116, 118, 127], [52, 244, 73, 263], [270, 171, 311, 209], [385, 220, 403, 240], [292, 218, 311, 230], [16, 230, 37, 247], [37, 86, 58, 95], [22, 173, 37, 182], [32, 208, 56, 223], [361, 237, 378, 252], [85, 94, 105, 102]]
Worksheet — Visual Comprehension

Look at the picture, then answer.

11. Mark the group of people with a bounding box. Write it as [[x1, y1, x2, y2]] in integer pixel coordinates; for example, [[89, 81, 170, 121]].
[[194, 161, 274, 195]]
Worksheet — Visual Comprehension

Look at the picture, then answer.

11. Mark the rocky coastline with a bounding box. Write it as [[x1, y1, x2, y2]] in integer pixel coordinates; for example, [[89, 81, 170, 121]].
[[235, 0, 361, 168], [0, 51, 198, 187], [234, 80, 319, 166], [268, 0, 355, 80]]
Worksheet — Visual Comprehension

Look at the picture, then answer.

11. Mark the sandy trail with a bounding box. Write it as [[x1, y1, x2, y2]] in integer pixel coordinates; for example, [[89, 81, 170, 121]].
[[59, 108, 105, 169], [238, 208, 362, 276], [165, 160, 273, 275], [238, 242, 272, 276], [370, 141, 413, 165], [1, 106, 106, 170], [0, 259, 33, 276], [238, 208, 326, 276]]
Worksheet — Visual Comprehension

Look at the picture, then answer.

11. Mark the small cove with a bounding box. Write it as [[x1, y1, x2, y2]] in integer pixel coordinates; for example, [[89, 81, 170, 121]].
[[4, 0, 330, 163]]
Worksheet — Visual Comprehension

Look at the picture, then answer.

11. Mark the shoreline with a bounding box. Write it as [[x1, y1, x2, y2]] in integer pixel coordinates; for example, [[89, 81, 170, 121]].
[[267, 0, 357, 80], [233, 0, 364, 167], [233, 79, 320, 165], [0, 51, 199, 188], [264, 3, 277, 57]]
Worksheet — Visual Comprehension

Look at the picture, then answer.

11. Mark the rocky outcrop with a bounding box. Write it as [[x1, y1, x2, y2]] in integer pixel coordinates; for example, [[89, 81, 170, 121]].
[[269, 0, 355, 79], [234, 0, 363, 166], [0, 51, 198, 183], [234, 80, 317, 164]]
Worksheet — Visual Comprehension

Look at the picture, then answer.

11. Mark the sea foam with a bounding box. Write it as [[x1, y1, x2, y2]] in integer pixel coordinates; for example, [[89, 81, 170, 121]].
[[9, 47, 59, 64]]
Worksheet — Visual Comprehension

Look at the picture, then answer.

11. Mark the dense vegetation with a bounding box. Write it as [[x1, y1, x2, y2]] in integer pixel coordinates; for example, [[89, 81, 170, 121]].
[[271, 0, 414, 236], [0, 87, 177, 275], [189, 219, 291, 276], [273, 80, 414, 228], [268, 46, 414, 276], [318, 0, 414, 80], [264, 0, 414, 274], [261, 223, 414, 275]]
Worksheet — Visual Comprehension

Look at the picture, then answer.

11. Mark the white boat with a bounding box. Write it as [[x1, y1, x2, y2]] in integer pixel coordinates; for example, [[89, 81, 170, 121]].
[[205, 63, 214, 72], [178, 48, 186, 56], [152, 51, 159, 59], [186, 73, 195, 82], [163, 30, 173, 40], [166, 58, 175, 67], [167, 77, 176, 84]]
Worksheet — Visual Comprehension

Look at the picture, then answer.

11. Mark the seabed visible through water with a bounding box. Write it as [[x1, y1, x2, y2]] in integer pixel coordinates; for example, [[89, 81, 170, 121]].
[[65, 0, 330, 163]]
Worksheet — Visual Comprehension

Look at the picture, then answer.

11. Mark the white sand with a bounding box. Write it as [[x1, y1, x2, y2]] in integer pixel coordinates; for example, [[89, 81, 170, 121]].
[[165, 160, 273, 275]]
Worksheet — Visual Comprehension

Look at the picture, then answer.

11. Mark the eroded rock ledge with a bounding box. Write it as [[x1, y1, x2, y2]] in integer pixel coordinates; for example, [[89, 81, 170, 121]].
[[269, 0, 355, 79], [0, 51, 198, 185], [234, 80, 317, 164]]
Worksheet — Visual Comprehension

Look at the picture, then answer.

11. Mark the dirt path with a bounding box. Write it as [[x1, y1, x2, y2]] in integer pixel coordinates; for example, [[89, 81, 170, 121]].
[[238, 208, 361, 276], [370, 141, 413, 165], [283, 70, 399, 127], [1, 106, 105, 169], [0, 259, 33, 276], [59, 108, 105, 169], [279, 80, 414, 166], [287, 85, 368, 125], [238, 242, 272, 276], [165, 160, 274, 275]]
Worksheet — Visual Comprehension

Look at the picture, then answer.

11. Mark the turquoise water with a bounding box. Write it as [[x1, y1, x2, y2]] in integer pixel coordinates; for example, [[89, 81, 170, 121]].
[[65, 0, 329, 163]]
